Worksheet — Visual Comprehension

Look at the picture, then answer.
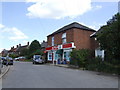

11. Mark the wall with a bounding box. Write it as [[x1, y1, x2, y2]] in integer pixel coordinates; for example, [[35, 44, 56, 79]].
[[73, 28, 96, 50], [47, 28, 74, 46], [47, 28, 98, 51]]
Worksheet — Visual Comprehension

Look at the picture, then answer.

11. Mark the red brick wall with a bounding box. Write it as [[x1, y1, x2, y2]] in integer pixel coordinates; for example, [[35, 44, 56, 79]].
[[66, 29, 74, 43], [54, 32, 62, 45], [47, 28, 98, 51], [47, 36, 52, 46], [73, 28, 96, 50], [47, 29, 74, 46]]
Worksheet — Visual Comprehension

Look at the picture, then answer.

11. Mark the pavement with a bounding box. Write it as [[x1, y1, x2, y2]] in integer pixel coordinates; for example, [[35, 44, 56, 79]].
[[2, 62, 119, 88], [50, 63, 119, 77], [0, 65, 10, 79]]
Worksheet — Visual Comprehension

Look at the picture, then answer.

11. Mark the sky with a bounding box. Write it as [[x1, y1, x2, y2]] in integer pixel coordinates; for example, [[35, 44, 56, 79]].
[[0, 0, 119, 52]]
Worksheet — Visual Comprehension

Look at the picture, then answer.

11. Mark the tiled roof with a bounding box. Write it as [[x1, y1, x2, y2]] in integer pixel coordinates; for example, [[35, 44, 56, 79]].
[[47, 22, 96, 36]]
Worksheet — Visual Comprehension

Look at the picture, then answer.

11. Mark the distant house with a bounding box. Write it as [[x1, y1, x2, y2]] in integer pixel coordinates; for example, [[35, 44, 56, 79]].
[[16, 42, 29, 55], [8, 42, 29, 56], [41, 40, 48, 52], [8, 46, 17, 55], [46, 22, 98, 64], [1, 49, 9, 57]]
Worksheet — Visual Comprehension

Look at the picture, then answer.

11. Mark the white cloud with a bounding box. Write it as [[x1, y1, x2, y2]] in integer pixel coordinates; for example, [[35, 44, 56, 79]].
[[0, 24, 28, 41], [0, 24, 5, 29], [26, 0, 92, 19], [92, 0, 119, 2], [26, 0, 39, 3], [95, 5, 102, 9]]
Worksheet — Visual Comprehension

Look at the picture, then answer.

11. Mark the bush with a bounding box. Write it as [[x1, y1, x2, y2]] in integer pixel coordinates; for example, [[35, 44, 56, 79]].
[[70, 49, 90, 69], [9, 54, 19, 58], [86, 57, 120, 74]]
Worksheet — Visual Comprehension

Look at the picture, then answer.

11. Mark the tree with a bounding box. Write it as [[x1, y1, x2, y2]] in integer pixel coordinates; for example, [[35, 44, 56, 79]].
[[97, 13, 120, 62], [29, 40, 41, 54], [20, 48, 29, 56], [9, 54, 19, 58], [28, 40, 41, 59]]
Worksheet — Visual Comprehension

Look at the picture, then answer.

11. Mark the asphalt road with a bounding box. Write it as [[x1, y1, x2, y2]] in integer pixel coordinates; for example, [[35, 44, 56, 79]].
[[2, 61, 118, 88]]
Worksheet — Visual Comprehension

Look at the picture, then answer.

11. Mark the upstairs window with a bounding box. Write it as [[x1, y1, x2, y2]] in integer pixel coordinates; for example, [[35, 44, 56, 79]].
[[62, 33, 66, 44], [52, 37, 54, 46]]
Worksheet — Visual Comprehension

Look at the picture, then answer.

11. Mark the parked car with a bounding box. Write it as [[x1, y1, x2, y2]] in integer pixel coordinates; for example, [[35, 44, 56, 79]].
[[2, 57, 13, 65], [18, 56, 26, 61], [2, 57, 7, 65], [8, 57, 13, 65], [33, 55, 44, 64], [14, 58, 19, 61]]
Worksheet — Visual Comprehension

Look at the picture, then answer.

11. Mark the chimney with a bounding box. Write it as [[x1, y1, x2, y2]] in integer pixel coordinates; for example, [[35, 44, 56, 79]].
[[27, 42, 29, 45], [16, 45, 18, 48], [19, 44, 21, 47]]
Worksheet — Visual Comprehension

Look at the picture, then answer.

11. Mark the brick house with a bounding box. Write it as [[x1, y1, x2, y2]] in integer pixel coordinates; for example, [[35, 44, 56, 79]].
[[8, 42, 29, 56], [46, 22, 98, 64]]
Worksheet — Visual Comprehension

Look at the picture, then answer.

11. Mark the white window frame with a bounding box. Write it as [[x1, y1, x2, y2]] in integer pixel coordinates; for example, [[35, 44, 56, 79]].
[[52, 37, 54, 46], [95, 48, 104, 61], [62, 33, 67, 44], [48, 52, 52, 61]]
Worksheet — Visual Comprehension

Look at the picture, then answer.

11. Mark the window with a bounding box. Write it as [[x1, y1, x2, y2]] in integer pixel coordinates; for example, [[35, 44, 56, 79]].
[[52, 37, 54, 46], [48, 53, 52, 61], [62, 33, 66, 44]]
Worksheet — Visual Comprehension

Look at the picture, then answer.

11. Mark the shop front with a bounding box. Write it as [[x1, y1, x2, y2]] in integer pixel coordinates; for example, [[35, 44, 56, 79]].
[[46, 42, 76, 64]]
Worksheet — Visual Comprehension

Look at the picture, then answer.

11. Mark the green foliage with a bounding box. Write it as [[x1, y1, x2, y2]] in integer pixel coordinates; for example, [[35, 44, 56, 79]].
[[9, 54, 19, 58], [20, 48, 29, 56], [97, 13, 120, 61], [29, 40, 41, 55], [70, 49, 90, 69], [86, 57, 120, 74], [26, 40, 42, 59]]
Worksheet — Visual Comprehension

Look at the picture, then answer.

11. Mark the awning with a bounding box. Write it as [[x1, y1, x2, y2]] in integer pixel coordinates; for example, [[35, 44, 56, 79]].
[[56, 49, 63, 54]]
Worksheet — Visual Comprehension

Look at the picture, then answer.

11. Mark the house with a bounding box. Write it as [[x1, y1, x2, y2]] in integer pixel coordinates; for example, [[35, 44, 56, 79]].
[[41, 40, 48, 62], [41, 40, 48, 52], [46, 22, 98, 64], [1, 49, 9, 57], [16, 42, 29, 55], [8, 42, 29, 56], [90, 27, 105, 60]]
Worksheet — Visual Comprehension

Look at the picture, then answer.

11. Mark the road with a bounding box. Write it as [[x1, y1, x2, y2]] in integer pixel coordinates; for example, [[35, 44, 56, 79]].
[[2, 61, 118, 88]]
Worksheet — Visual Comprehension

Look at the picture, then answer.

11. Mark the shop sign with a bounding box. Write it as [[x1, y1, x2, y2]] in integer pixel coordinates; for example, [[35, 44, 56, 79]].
[[63, 43, 72, 48], [52, 46, 58, 50], [46, 46, 58, 51], [58, 45, 62, 49], [46, 47, 52, 51]]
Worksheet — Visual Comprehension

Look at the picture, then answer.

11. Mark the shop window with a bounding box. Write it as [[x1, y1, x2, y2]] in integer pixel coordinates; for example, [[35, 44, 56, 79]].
[[64, 51, 70, 61], [62, 33, 66, 44], [48, 53, 52, 61]]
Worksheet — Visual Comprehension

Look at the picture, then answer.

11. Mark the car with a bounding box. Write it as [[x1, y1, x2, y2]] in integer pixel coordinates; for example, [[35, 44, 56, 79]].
[[2, 57, 13, 65], [14, 58, 19, 61], [2, 57, 7, 65], [8, 57, 13, 65], [33, 55, 44, 64], [17, 56, 26, 61]]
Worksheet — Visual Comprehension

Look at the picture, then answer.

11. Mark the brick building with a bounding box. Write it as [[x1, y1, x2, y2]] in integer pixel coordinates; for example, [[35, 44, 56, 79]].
[[46, 22, 98, 64]]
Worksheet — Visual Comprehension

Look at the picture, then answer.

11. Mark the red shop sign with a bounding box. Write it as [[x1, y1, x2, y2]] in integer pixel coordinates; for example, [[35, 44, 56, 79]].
[[46, 46, 58, 51], [63, 43, 72, 48], [46, 47, 52, 51], [52, 46, 58, 50]]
